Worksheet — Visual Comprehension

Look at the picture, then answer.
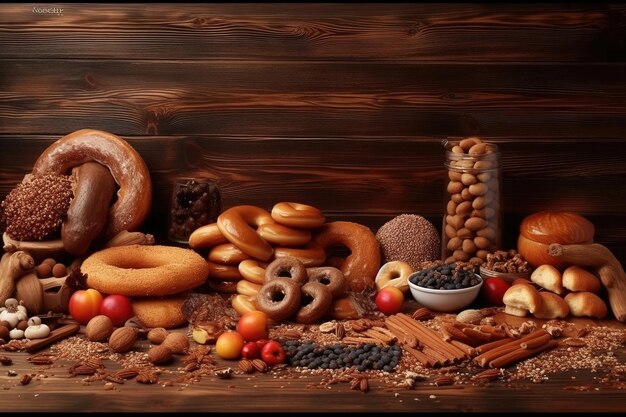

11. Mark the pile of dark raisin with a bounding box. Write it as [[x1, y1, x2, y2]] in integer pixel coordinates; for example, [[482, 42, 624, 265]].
[[282, 340, 401, 372], [409, 263, 480, 290], [169, 179, 221, 242]]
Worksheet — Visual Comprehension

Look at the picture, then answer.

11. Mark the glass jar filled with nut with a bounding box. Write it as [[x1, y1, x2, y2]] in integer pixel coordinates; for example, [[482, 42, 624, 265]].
[[441, 137, 501, 265]]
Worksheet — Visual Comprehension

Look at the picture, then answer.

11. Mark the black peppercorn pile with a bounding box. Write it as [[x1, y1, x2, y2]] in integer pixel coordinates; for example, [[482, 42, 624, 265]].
[[409, 263, 481, 290], [282, 340, 401, 372]]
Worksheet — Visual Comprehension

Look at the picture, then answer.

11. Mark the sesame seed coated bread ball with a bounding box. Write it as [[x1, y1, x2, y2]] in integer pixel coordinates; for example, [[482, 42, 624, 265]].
[[376, 214, 440, 270]]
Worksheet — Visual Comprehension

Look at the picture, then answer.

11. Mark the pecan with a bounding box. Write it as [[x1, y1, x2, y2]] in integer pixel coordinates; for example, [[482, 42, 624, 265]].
[[0, 355, 12, 366], [411, 307, 433, 321], [136, 371, 159, 384], [184, 362, 200, 372], [319, 322, 336, 333], [19, 374, 32, 385], [214, 367, 233, 379], [562, 338, 586, 348], [238, 359, 255, 374], [112, 368, 140, 379], [359, 378, 369, 393], [70, 365, 97, 376], [28, 355, 54, 365], [105, 374, 125, 384], [251, 359, 268, 373], [473, 368, 503, 382], [576, 327, 590, 338], [83, 358, 103, 369], [335, 323, 346, 339], [349, 319, 372, 333], [431, 375, 455, 386], [281, 329, 303, 340], [350, 377, 362, 391]]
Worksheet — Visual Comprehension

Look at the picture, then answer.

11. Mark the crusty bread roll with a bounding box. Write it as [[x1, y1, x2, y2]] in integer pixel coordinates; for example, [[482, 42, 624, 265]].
[[503, 284, 543, 317], [530, 264, 565, 295], [562, 266, 601, 293], [132, 294, 188, 329], [564, 292, 608, 319], [534, 292, 570, 319]]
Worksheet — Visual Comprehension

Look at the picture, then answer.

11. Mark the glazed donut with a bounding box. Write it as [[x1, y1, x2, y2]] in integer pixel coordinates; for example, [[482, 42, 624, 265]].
[[271, 202, 325, 229], [207, 280, 239, 294], [307, 267, 345, 299], [375, 261, 413, 293], [188, 223, 228, 249], [62, 162, 116, 256], [208, 243, 250, 265], [208, 261, 244, 281], [238, 259, 266, 285], [32, 129, 152, 238], [132, 294, 187, 329], [264, 256, 308, 286], [274, 242, 326, 267], [231, 294, 258, 316], [294, 282, 333, 324], [82, 245, 209, 297], [236, 279, 263, 297], [256, 279, 302, 321], [313, 221, 381, 292], [217, 205, 274, 261], [257, 223, 311, 247]]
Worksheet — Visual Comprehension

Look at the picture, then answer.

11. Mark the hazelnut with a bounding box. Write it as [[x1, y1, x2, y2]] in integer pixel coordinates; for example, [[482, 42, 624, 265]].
[[85, 315, 114, 342], [0, 325, 9, 339], [52, 263, 67, 278], [0, 321, 11, 329], [147, 345, 173, 364], [161, 332, 189, 354], [16, 320, 28, 331], [36, 263, 53, 278], [108, 327, 137, 353], [147, 328, 169, 345]]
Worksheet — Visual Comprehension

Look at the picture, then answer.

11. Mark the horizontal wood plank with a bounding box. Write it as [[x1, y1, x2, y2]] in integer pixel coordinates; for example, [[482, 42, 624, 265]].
[[0, 61, 625, 137], [0, 3, 624, 61]]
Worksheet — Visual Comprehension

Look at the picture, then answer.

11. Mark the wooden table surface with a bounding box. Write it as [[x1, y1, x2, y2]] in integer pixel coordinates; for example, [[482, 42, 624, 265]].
[[1, 312, 625, 413]]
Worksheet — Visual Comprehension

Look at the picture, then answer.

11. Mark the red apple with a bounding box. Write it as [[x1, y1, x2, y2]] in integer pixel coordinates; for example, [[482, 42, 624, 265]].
[[236, 311, 269, 342], [215, 331, 245, 360], [255, 339, 269, 350], [481, 277, 511, 306], [241, 341, 262, 359], [261, 340, 286, 366], [99, 294, 134, 326], [375, 287, 404, 315]]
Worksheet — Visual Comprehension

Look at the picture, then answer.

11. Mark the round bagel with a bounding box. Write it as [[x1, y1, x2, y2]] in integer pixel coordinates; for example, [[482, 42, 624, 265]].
[[82, 245, 209, 297]]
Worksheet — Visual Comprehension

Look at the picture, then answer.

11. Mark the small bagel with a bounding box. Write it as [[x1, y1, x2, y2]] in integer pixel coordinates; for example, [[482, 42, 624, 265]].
[[238, 259, 266, 285], [257, 223, 311, 247], [231, 294, 258, 316], [375, 261, 413, 293], [188, 223, 228, 249], [271, 202, 325, 229], [207, 261, 244, 281], [264, 256, 308, 286], [207, 280, 239, 294], [237, 279, 263, 297], [82, 245, 209, 297], [256, 279, 302, 321], [208, 243, 251, 265], [274, 242, 326, 267], [132, 294, 187, 329], [306, 267, 345, 299], [313, 221, 381, 292], [294, 282, 333, 324], [217, 205, 274, 261]]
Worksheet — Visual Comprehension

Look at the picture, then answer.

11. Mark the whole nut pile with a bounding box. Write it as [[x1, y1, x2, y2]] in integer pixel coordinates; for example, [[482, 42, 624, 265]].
[[443, 137, 500, 265]]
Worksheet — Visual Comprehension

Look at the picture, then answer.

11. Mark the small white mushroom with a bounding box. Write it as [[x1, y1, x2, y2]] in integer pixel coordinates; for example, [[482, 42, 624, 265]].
[[9, 327, 25, 340], [24, 316, 50, 339], [0, 298, 21, 328]]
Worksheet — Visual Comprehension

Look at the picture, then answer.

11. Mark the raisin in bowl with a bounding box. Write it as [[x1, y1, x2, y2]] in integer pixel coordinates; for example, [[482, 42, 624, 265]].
[[407, 264, 483, 312]]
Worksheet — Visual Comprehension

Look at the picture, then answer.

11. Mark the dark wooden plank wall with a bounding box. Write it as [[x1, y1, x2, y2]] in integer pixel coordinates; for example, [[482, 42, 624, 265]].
[[1, 3, 625, 260]]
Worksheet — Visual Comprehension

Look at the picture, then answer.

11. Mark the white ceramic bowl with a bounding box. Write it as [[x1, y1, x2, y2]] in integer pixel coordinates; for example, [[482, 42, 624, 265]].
[[407, 273, 483, 313]]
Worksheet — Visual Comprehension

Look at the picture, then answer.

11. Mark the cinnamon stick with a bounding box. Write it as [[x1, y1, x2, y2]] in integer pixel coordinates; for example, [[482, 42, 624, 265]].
[[393, 314, 467, 361], [450, 340, 476, 357], [475, 337, 515, 355], [25, 323, 80, 353], [403, 345, 437, 367], [489, 340, 558, 368], [474, 329, 548, 367], [520, 333, 551, 349]]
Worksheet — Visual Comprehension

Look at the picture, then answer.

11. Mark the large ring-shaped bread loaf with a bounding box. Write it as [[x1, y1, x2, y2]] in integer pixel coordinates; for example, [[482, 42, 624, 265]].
[[32, 129, 152, 238], [82, 245, 209, 297]]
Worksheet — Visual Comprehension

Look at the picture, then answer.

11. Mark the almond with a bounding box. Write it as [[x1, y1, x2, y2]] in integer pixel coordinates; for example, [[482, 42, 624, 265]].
[[161, 332, 189, 354], [85, 315, 114, 342], [108, 327, 137, 353], [147, 345, 173, 364], [147, 328, 169, 345]]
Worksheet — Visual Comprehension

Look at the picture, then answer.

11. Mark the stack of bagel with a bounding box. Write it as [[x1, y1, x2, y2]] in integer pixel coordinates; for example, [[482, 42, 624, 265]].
[[189, 202, 381, 320]]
